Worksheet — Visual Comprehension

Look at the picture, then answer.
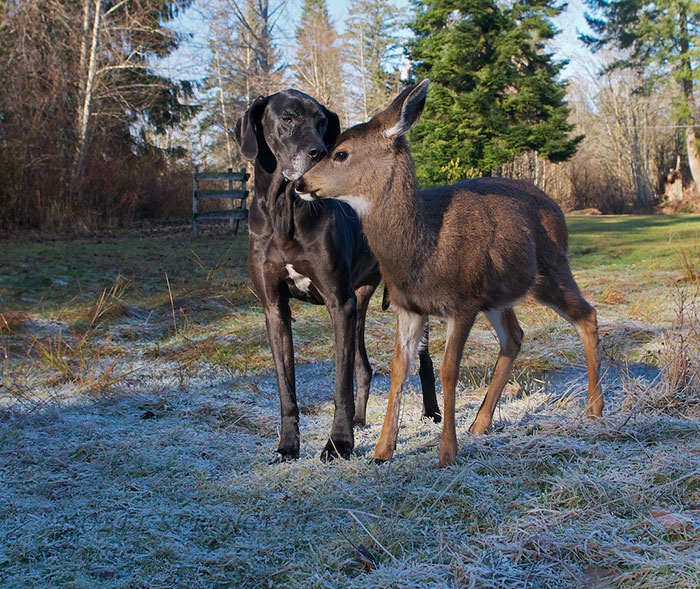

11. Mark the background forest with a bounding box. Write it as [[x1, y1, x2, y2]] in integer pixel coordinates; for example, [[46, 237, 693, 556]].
[[1, 0, 699, 233]]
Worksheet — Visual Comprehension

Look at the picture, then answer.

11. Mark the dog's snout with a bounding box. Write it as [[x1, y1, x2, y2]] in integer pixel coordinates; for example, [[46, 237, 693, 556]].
[[308, 146, 327, 162]]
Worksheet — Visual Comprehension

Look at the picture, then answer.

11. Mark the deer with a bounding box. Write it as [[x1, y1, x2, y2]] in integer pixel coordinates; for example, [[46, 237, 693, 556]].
[[296, 79, 604, 467]]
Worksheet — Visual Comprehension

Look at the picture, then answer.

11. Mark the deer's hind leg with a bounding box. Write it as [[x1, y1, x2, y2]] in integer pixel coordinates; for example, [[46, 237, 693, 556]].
[[533, 269, 603, 418], [469, 308, 523, 435]]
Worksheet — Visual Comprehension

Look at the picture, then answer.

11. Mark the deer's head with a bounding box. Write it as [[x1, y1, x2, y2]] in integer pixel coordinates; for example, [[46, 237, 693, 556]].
[[296, 80, 429, 216]]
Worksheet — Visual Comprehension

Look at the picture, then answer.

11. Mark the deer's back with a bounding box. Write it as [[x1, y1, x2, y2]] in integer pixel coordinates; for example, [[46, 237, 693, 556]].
[[420, 177, 568, 255], [379, 177, 570, 316]]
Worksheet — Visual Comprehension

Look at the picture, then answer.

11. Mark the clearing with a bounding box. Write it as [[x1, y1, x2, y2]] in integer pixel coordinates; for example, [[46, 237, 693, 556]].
[[1, 216, 699, 588]]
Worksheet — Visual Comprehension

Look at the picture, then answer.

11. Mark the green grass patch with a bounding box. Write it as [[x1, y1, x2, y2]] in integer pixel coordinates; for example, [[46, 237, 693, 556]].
[[567, 214, 700, 275]]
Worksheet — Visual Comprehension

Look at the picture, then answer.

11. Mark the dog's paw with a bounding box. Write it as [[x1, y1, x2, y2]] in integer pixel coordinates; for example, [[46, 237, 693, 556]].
[[352, 415, 367, 428], [269, 447, 299, 465], [320, 438, 353, 462], [423, 411, 442, 424]]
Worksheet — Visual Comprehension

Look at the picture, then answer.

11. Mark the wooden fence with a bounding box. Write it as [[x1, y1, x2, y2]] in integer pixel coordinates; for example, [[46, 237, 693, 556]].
[[192, 167, 250, 236]]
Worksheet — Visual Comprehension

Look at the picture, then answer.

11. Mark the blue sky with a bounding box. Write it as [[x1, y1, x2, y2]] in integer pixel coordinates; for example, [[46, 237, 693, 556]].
[[324, 0, 595, 75], [159, 0, 598, 82]]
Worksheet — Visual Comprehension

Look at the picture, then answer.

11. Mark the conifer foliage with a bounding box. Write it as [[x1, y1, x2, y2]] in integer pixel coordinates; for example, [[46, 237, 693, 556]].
[[293, 0, 343, 114], [407, 0, 580, 184]]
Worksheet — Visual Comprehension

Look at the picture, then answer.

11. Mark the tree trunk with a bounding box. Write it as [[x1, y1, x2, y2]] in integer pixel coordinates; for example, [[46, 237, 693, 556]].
[[213, 50, 234, 167], [685, 126, 700, 192], [678, 4, 700, 196], [71, 0, 102, 197]]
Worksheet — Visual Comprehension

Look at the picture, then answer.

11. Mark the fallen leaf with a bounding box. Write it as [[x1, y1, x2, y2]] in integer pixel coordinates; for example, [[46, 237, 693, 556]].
[[582, 565, 619, 587], [650, 508, 694, 533]]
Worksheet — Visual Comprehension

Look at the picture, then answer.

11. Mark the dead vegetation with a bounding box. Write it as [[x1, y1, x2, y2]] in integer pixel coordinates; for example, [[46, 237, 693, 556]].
[[1, 220, 700, 587]]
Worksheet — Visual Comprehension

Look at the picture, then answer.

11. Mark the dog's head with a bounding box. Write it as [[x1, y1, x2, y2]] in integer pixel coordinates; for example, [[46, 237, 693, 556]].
[[234, 89, 341, 182]]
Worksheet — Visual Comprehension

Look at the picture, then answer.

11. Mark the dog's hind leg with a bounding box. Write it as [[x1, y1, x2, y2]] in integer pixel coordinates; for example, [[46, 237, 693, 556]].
[[418, 321, 440, 423], [352, 282, 378, 427]]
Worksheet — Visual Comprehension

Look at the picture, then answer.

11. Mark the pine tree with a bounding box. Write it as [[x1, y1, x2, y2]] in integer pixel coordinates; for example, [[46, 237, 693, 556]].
[[293, 0, 343, 114], [205, 0, 285, 165], [407, 0, 580, 185]]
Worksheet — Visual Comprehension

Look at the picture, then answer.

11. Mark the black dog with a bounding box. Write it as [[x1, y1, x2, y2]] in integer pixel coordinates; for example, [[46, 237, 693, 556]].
[[234, 89, 439, 463]]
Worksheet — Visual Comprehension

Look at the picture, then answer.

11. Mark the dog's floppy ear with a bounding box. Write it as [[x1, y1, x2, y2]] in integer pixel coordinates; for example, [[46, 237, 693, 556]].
[[322, 106, 341, 146], [234, 95, 269, 160]]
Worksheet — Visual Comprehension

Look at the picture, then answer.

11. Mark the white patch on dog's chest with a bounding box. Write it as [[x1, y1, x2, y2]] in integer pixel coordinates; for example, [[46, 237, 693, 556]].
[[285, 264, 313, 294]]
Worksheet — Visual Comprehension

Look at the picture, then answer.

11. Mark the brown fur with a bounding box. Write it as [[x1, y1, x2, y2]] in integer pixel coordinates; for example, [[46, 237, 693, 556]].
[[298, 80, 603, 467]]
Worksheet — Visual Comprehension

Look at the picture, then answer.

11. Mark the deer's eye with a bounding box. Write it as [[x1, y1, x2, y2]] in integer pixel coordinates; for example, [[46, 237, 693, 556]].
[[333, 151, 348, 162]]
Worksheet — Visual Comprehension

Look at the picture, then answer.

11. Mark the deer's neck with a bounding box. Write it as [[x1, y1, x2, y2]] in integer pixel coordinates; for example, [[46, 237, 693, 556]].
[[361, 158, 434, 293]]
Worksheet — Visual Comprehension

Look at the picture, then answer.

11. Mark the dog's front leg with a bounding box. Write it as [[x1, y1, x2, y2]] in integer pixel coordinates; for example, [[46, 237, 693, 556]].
[[264, 297, 300, 462], [321, 294, 357, 461]]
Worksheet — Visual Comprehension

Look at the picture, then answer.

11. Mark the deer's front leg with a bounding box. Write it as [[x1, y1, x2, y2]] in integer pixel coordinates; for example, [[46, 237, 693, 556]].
[[374, 310, 426, 462], [438, 312, 476, 467]]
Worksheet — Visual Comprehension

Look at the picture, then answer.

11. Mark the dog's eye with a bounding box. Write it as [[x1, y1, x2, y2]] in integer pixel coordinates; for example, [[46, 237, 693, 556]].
[[333, 151, 348, 162], [282, 116, 293, 124]]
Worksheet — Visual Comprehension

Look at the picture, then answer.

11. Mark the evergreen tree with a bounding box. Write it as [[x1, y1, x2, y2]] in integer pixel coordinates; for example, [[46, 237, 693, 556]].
[[205, 0, 285, 165], [407, 0, 580, 185], [209, 0, 285, 104], [582, 0, 700, 198]]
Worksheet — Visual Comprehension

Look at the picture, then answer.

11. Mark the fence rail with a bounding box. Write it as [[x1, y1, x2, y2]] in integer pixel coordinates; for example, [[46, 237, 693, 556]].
[[192, 167, 250, 235]]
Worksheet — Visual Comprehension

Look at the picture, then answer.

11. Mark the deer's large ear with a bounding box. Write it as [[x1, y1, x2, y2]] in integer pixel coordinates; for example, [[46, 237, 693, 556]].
[[233, 95, 269, 160], [382, 79, 429, 139], [322, 106, 341, 146]]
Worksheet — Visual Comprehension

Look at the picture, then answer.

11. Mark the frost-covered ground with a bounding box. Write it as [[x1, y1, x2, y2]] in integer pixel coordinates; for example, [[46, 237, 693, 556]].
[[1, 225, 699, 587], [2, 318, 699, 588]]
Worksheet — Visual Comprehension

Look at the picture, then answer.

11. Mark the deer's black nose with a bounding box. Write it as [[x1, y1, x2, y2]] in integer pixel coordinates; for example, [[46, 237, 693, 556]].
[[308, 146, 327, 162]]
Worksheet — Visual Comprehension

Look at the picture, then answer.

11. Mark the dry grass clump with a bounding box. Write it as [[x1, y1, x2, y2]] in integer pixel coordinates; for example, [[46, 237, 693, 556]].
[[1, 311, 31, 334], [621, 285, 700, 419]]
